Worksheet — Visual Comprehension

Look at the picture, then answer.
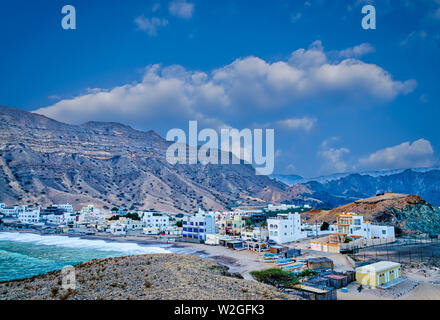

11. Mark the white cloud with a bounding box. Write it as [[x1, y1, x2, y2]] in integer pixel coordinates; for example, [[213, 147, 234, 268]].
[[338, 43, 375, 58], [318, 147, 351, 174], [358, 139, 436, 170], [34, 41, 417, 133], [400, 30, 428, 46], [276, 117, 316, 131], [169, 0, 194, 19], [134, 16, 168, 36]]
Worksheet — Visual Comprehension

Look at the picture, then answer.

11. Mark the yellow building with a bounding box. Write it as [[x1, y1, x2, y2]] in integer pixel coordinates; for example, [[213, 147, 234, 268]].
[[355, 261, 402, 288], [218, 215, 246, 235]]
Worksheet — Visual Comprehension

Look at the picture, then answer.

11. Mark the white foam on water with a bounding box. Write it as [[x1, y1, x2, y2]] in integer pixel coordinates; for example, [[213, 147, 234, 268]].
[[0, 232, 171, 255]]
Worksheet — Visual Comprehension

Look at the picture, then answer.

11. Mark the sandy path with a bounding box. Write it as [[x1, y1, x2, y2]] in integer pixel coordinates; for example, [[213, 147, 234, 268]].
[[172, 242, 270, 280]]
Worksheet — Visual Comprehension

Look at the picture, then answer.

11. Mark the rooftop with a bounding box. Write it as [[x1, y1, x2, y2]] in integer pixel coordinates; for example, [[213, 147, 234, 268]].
[[355, 261, 400, 273]]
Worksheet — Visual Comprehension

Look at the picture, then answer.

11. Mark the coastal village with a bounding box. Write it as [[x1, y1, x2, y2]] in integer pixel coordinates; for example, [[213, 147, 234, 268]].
[[3, 193, 436, 300]]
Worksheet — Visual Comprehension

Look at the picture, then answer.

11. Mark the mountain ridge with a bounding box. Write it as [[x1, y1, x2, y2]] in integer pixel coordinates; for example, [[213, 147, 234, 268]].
[[0, 106, 287, 212]]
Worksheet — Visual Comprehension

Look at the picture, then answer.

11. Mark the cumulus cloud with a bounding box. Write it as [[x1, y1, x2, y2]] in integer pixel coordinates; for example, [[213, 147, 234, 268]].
[[169, 0, 194, 19], [319, 147, 351, 174], [338, 43, 375, 58], [34, 41, 417, 134], [134, 16, 168, 36], [358, 139, 436, 170]]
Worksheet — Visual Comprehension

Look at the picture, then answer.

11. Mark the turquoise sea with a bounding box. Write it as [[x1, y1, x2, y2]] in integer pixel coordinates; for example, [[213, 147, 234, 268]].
[[0, 232, 175, 282]]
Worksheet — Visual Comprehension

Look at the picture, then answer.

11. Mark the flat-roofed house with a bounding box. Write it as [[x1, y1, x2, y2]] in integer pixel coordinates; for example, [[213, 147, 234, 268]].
[[356, 261, 402, 288]]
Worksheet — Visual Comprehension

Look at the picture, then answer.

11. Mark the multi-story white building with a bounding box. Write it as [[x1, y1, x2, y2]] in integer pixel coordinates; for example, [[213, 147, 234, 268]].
[[18, 206, 40, 224], [333, 213, 395, 240], [267, 213, 305, 244], [57, 204, 73, 213], [77, 205, 104, 224], [182, 209, 216, 241], [142, 212, 169, 231], [120, 218, 145, 231]]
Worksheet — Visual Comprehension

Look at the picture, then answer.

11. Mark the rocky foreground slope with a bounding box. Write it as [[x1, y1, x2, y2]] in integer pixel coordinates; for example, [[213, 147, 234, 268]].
[[0, 254, 297, 300], [0, 106, 287, 212]]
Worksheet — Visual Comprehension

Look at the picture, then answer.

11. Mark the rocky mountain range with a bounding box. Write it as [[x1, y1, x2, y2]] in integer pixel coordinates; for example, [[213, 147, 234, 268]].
[[301, 193, 440, 236], [284, 169, 440, 208], [0, 106, 287, 212], [1, 106, 440, 213]]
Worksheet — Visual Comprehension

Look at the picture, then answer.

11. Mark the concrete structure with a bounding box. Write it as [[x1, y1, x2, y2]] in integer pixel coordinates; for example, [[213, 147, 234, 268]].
[[110, 223, 126, 236], [331, 213, 395, 242], [77, 205, 104, 224], [218, 215, 245, 235], [18, 206, 40, 224], [310, 213, 395, 253], [142, 212, 169, 231], [120, 218, 144, 231], [0, 205, 20, 217], [57, 203, 73, 213], [205, 233, 221, 245], [356, 261, 402, 288], [240, 227, 269, 241], [267, 204, 299, 211], [182, 211, 216, 241], [267, 213, 305, 244]]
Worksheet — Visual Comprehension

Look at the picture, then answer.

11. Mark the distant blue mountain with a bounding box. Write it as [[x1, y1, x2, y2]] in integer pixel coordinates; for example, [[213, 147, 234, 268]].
[[273, 167, 440, 186], [285, 168, 440, 208]]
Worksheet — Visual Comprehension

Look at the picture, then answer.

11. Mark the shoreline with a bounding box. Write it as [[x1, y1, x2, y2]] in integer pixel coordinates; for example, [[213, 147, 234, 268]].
[[0, 229, 268, 281]]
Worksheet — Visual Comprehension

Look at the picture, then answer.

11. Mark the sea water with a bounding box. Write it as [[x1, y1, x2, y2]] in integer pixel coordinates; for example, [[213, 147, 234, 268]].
[[0, 232, 172, 282]]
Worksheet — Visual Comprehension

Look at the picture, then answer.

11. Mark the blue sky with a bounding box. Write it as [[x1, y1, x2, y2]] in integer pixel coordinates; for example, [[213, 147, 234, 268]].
[[0, 0, 439, 177]]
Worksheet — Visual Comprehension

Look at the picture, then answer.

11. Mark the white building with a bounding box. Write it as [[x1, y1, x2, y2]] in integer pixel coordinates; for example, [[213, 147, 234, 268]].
[[267, 213, 305, 244], [142, 212, 169, 231], [18, 206, 40, 224], [241, 228, 269, 241], [77, 205, 104, 224], [0, 205, 20, 217], [110, 223, 126, 236], [182, 209, 216, 241], [336, 213, 395, 240], [267, 204, 299, 211], [57, 203, 73, 213], [120, 218, 145, 231]]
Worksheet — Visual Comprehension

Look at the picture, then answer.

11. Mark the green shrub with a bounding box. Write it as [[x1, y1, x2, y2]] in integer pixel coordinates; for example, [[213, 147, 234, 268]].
[[250, 268, 299, 287], [299, 269, 318, 277]]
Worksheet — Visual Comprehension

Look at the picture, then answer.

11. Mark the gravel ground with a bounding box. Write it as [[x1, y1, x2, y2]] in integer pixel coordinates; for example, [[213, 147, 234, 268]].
[[0, 254, 300, 300]]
